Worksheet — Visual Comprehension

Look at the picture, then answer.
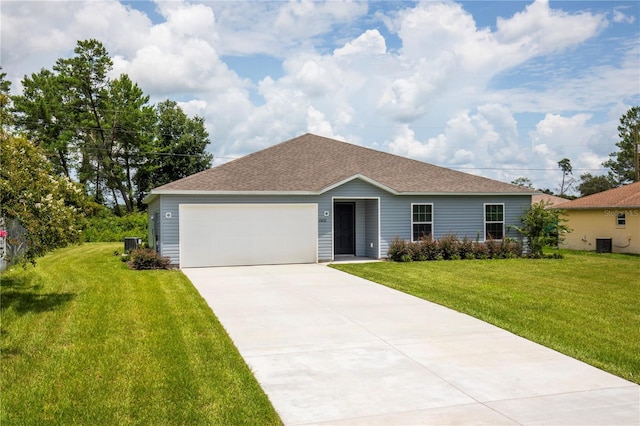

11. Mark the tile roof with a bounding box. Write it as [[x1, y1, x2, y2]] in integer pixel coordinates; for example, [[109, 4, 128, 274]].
[[150, 133, 534, 196], [557, 181, 640, 209]]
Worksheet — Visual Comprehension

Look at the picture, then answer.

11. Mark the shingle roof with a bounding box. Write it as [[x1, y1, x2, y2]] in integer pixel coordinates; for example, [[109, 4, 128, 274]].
[[557, 181, 640, 209], [532, 194, 569, 206], [150, 133, 534, 196]]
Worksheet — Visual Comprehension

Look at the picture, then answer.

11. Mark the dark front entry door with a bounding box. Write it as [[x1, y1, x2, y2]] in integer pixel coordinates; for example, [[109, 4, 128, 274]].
[[334, 202, 355, 255]]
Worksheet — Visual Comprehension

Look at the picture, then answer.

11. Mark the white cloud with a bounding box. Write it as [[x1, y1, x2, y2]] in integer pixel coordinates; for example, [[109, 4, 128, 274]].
[[274, 0, 368, 41], [177, 99, 208, 117], [533, 113, 592, 139], [306, 105, 346, 141], [289, 58, 340, 97], [202, 0, 368, 57], [0, 0, 636, 194], [526, 112, 617, 191], [578, 151, 609, 172], [388, 125, 449, 164], [334, 29, 386, 56], [496, 0, 607, 53], [612, 8, 636, 24], [162, 3, 216, 36], [0, 1, 151, 86]]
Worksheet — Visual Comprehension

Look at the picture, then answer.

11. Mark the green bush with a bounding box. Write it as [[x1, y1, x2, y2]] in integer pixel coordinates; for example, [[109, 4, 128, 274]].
[[509, 200, 571, 258], [388, 235, 523, 262], [472, 241, 490, 259], [459, 237, 475, 260], [388, 238, 412, 262], [419, 237, 441, 260], [83, 210, 147, 243], [126, 248, 170, 270], [486, 237, 523, 259], [438, 234, 460, 260]]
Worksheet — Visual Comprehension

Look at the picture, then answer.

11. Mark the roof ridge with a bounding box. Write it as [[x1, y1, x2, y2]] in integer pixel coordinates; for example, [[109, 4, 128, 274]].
[[560, 181, 640, 208], [148, 133, 535, 196], [302, 133, 528, 190]]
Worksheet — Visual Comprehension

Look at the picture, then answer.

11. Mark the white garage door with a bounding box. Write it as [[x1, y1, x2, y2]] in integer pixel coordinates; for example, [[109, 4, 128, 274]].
[[179, 204, 317, 267]]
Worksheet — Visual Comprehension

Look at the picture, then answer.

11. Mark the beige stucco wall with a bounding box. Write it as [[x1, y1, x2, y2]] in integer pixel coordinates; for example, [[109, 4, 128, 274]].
[[560, 208, 640, 254]]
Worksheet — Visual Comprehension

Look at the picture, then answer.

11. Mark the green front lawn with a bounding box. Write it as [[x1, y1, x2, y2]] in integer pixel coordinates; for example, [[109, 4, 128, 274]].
[[0, 243, 281, 425], [332, 250, 640, 384]]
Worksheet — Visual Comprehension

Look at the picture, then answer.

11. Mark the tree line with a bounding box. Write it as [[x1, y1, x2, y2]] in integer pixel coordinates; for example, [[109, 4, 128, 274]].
[[7, 39, 212, 214], [512, 106, 639, 197], [1, 39, 212, 265]]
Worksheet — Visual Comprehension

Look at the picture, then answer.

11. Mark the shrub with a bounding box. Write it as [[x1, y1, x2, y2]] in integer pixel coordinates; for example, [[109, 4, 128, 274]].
[[505, 239, 523, 258], [83, 210, 148, 243], [438, 234, 460, 260], [408, 241, 424, 261], [127, 248, 170, 270], [388, 235, 525, 262], [388, 238, 412, 262], [509, 200, 571, 258], [1, 135, 89, 266], [422, 238, 440, 260], [459, 237, 475, 260], [485, 237, 499, 258], [482, 237, 523, 259], [472, 242, 490, 259]]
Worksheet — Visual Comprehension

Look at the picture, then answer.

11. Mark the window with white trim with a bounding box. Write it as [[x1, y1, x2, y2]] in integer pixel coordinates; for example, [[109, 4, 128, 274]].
[[412, 204, 433, 241], [484, 204, 504, 240], [617, 213, 626, 227]]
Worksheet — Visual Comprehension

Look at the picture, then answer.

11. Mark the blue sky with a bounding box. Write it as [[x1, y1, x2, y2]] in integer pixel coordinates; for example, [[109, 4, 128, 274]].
[[2, 0, 639, 193]]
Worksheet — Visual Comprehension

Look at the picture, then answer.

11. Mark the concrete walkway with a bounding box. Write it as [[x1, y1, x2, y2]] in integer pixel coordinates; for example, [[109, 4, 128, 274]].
[[183, 264, 639, 425]]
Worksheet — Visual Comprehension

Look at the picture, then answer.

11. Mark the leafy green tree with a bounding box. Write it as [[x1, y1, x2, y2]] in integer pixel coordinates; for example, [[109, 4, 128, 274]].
[[99, 74, 155, 214], [577, 172, 615, 196], [13, 39, 157, 212], [135, 100, 212, 206], [510, 200, 571, 258], [603, 106, 639, 185], [0, 133, 88, 265]]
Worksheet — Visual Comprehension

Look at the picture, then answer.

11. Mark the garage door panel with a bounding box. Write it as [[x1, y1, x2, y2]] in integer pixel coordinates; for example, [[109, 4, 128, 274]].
[[180, 204, 317, 267]]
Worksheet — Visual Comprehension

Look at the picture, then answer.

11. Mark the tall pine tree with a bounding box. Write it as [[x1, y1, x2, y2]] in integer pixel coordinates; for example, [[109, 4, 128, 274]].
[[603, 106, 639, 185], [12, 39, 212, 212]]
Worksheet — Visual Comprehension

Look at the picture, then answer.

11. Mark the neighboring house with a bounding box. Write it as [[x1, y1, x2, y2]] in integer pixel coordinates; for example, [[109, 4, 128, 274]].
[[144, 133, 534, 267], [557, 181, 640, 254], [532, 193, 569, 207]]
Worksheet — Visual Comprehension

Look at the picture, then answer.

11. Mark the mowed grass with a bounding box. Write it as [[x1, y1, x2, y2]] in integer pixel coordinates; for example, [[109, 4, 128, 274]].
[[0, 243, 281, 425], [332, 250, 640, 384]]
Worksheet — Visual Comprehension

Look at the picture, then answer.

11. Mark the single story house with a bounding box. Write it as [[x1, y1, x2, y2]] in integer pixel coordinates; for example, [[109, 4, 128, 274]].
[[144, 133, 534, 267], [556, 181, 640, 254]]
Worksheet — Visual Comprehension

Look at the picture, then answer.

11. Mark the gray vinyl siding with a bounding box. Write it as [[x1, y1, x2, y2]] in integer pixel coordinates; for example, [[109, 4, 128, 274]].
[[392, 195, 530, 243], [149, 178, 531, 265], [365, 199, 379, 258]]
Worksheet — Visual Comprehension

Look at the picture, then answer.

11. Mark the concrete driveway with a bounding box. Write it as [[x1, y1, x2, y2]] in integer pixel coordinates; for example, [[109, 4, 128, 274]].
[[183, 264, 639, 425]]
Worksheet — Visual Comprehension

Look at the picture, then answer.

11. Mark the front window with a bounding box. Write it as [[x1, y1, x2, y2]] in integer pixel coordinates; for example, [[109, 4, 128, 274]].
[[484, 204, 504, 240], [412, 204, 433, 241], [617, 213, 626, 227]]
